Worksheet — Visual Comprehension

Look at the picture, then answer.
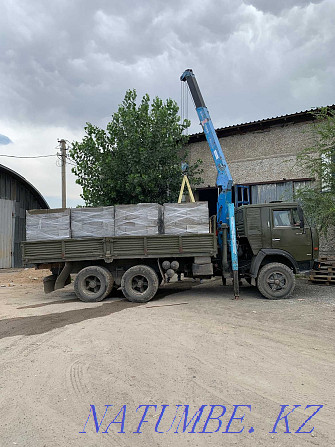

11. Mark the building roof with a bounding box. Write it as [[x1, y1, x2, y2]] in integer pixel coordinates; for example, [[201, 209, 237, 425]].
[[188, 105, 335, 143], [0, 163, 49, 209]]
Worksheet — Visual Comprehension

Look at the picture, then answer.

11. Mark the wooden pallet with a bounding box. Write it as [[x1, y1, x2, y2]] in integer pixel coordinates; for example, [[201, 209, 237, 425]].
[[310, 258, 335, 285], [319, 256, 335, 262]]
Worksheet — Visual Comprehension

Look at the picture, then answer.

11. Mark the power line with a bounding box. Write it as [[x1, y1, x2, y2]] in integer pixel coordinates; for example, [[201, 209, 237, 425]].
[[0, 154, 57, 159], [65, 154, 77, 166], [56, 152, 76, 167]]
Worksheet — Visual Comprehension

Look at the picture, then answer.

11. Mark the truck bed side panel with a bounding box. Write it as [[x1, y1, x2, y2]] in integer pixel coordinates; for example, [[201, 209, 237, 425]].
[[22, 234, 217, 265]]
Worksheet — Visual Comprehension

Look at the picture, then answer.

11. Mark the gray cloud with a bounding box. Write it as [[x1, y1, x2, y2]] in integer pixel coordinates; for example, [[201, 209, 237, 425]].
[[244, 0, 323, 14], [0, 0, 334, 134]]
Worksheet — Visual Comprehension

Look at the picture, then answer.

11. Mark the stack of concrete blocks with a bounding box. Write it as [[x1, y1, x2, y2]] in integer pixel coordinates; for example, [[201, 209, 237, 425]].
[[163, 202, 209, 235], [71, 206, 115, 238], [26, 202, 210, 240], [115, 203, 163, 236], [26, 209, 71, 241]]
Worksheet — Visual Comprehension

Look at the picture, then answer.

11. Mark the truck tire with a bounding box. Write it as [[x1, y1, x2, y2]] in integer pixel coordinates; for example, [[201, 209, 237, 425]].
[[74, 266, 114, 302], [121, 265, 159, 303], [257, 262, 295, 300]]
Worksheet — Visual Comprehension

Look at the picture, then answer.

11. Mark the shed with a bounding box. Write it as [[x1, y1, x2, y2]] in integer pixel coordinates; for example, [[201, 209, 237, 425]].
[[0, 164, 49, 268]]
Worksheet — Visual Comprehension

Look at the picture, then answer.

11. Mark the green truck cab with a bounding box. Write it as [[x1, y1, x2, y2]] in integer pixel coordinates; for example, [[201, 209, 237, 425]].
[[235, 202, 318, 299]]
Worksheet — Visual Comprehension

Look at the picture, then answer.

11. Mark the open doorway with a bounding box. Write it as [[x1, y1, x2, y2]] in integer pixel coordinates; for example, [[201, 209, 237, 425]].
[[196, 187, 219, 217]]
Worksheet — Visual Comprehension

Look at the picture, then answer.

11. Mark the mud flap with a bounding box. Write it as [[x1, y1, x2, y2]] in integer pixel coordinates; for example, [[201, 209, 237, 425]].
[[43, 274, 57, 294], [43, 273, 71, 294]]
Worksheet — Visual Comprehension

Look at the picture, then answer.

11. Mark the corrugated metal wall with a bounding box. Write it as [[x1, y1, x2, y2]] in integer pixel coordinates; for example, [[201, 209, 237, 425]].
[[0, 199, 14, 268], [251, 180, 312, 204], [0, 167, 47, 268]]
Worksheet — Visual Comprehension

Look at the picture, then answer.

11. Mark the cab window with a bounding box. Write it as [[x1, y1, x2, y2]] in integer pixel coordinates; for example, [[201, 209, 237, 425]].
[[291, 208, 301, 226], [273, 209, 300, 227]]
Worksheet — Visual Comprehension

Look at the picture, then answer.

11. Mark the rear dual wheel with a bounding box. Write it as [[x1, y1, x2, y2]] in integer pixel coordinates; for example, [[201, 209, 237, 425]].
[[74, 266, 114, 302], [121, 265, 159, 303]]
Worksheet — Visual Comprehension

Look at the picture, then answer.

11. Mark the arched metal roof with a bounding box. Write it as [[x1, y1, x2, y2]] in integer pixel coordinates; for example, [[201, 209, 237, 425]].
[[0, 163, 49, 209]]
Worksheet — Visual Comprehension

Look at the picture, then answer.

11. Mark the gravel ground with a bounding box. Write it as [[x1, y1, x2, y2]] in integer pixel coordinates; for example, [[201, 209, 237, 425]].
[[0, 268, 334, 447]]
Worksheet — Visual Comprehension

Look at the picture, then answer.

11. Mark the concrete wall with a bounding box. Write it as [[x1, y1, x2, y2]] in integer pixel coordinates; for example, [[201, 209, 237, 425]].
[[188, 119, 335, 257], [188, 121, 316, 187]]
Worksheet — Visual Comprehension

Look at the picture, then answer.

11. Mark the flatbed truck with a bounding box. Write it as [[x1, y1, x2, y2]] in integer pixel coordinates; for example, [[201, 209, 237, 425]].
[[22, 201, 318, 302], [22, 69, 318, 302]]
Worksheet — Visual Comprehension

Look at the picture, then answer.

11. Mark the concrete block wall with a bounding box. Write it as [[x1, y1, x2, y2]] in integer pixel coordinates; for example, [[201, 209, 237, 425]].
[[188, 121, 316, 186], [187, 119, 334, 258]]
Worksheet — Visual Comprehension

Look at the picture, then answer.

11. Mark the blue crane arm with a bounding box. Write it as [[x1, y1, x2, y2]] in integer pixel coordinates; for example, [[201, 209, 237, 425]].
[[180, 69, 233, 191], [181, 69, 239, 298]]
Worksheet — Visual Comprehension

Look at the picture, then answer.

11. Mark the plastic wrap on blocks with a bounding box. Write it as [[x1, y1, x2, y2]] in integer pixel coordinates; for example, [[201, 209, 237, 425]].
[[71, 206, 115, 238], [115, 203, 163, 236], [164, 202, 209, 234], [26, 208, 71, 241]]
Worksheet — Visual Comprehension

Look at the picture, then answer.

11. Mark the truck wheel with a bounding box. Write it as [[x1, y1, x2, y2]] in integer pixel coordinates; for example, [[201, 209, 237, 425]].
[[121, 265, 159, 303], [74, 266, 114, 302], [257, 262, 295, 300]]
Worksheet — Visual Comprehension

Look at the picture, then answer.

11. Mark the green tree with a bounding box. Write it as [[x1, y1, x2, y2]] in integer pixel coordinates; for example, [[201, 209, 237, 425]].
[[70, 89, 202, 206], [296, 107, 335, 234]]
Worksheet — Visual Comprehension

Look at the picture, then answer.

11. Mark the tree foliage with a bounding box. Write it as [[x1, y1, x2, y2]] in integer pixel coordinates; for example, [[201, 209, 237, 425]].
[[70, 90, 203, 206], [296, 107, 335, 234]]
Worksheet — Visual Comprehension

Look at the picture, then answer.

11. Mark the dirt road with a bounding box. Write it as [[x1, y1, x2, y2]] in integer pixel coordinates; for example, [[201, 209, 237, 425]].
[[0, 269, 334, 446]]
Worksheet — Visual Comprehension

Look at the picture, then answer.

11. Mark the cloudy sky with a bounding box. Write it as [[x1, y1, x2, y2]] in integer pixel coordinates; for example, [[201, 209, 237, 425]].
[[1, 0, 334, 208]]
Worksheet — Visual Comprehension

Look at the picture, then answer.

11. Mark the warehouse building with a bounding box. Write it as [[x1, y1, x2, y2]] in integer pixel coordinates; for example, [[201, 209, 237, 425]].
[[0, 164, 49, 268], [188, 107, 334, 256]]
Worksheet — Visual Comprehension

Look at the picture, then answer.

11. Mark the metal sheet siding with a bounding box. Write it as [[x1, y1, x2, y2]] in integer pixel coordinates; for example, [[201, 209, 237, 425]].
[[250, 180, 313, 205], [0, 199, 14, 268], [0, 167, 48, 267], [251, 182, 293, 204]]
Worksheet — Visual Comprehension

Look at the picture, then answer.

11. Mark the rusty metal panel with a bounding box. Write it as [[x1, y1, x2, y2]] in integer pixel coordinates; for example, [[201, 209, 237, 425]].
[[0, 199, 14, 268]]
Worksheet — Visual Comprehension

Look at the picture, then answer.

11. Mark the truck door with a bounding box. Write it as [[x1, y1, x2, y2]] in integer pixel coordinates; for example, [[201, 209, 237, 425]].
[[271, 207, 313, 263]]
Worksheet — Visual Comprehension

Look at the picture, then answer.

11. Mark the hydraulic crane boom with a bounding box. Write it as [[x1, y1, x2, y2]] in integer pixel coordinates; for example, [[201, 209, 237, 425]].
[[180, 69, 239, 298]]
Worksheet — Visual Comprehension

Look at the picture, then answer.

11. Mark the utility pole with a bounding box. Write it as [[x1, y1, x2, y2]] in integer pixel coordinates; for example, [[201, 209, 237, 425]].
[[59, 139, 67, 208]]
